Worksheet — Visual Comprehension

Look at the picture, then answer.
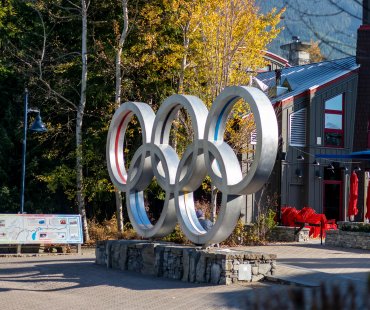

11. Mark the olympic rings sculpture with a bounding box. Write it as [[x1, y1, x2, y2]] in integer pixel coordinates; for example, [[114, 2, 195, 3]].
[[106, 86, 278, 246]]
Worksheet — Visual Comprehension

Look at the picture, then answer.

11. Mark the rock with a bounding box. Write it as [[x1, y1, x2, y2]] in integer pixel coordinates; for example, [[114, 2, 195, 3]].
[[210, 263, 222, 284], [258, 263, 272, 275], [251, 274, 264, 282], [252, 266, 258, 275], [195, 255, 206, 283]]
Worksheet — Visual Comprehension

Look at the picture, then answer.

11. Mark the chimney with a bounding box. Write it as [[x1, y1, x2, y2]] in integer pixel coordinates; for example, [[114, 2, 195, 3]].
[[353, 0, 370, 152], [280, 36, 311, 66], [269, 69, 288, 98], [352, 0, 370, 220], [275, 69, 282, 86]]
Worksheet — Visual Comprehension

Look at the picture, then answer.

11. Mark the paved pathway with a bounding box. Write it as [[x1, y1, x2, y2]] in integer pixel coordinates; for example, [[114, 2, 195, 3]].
[[0, 242, 369, 309], [234, 241, 370, 287], [0, 253, 272, 310]]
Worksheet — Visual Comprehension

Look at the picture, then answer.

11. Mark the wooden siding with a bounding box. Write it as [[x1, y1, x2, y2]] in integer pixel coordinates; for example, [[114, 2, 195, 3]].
[[279, 73, 358, 213]]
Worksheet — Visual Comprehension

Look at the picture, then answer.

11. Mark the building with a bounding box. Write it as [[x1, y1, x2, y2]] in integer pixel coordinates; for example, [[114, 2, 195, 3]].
[[243, 55, 362, 223], [243, 3, 370, 224]]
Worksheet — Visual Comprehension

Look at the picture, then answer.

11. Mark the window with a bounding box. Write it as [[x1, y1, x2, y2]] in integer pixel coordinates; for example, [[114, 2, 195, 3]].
[[289, 108, 307, 146], [324, 94, 344, 147]]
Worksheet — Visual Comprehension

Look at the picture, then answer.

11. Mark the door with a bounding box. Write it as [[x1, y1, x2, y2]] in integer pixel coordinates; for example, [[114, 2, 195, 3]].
[[323, 180, 343, 221]]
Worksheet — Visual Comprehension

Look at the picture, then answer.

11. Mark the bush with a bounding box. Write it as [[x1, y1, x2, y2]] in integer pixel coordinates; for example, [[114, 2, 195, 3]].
[[341, 223, 370, 233], [221, 209, 277, 246], [88, 215, 140, 242], [161, 224, 189, 244]]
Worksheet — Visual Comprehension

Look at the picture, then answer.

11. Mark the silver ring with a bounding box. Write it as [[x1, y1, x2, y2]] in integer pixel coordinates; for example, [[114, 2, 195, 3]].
[[107, 86, 278, 245]]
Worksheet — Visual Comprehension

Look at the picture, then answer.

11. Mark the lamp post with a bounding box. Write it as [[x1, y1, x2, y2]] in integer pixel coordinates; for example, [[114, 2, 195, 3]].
[[20, 88, 47, 214]]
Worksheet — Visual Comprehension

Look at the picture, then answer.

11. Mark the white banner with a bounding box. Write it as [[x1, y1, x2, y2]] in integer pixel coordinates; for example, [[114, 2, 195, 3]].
[[0, 214, 83, 244]]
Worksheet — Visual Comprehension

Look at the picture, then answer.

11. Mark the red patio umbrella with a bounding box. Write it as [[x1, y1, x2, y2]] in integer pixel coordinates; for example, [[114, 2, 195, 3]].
[[366, 179, 370, 220], [348, 171, 359, 219]]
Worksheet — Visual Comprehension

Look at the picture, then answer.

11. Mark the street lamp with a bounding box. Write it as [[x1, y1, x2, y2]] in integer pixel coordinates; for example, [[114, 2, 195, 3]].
[[20, 88, 47, 214]]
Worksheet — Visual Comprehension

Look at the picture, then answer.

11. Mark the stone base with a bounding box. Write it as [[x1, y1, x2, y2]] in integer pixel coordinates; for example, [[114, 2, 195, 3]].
[[268, 226, 310, 242], [325, 229, 370, 250], [95, 240, 277, 285]]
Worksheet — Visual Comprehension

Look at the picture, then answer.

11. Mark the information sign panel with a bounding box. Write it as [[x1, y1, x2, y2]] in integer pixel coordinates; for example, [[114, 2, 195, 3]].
[[0, 214, 83, 244]]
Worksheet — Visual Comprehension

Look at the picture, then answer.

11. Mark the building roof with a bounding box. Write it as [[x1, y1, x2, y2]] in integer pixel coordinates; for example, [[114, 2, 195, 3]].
[[255, 56, 359, 104], [262, 51, 291, 68]]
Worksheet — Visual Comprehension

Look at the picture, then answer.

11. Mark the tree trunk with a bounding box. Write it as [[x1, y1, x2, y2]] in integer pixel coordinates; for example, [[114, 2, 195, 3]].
[[76, 0, 89, 242], [178, 21, 189, 94], [114, 0, 129, 233], [211, 185, 217, 223]]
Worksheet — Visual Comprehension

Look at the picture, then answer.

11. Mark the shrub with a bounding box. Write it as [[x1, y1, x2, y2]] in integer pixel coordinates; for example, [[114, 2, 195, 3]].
[[161, 224, 189, 244], [221, 209, 277, 246], [88, 215, 140, 242], [341, 223, 370, 233]]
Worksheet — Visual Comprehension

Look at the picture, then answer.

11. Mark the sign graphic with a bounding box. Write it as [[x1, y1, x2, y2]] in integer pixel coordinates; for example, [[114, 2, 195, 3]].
[[0, 214, 83, 244]]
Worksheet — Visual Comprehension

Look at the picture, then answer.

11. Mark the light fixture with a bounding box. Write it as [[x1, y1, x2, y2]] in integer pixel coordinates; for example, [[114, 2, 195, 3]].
[[312, 160, 320, 166], [297, 155, 304, 161], [295, 168, 302, 178], [327, 164, 335, 170], [29, 113, 47, 133], [354, 166, 361, 172]]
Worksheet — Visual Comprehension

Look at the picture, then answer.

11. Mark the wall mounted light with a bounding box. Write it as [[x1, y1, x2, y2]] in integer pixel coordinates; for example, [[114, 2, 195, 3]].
[[312, 160, 320, 166], [296, 155, 304, 161], [295, 168, 303, 178], [327, 164, 335, 170]]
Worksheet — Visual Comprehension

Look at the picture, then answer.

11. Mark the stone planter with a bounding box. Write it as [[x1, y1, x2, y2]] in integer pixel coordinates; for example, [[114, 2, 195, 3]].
[[96, 240, 277, 285], [325, 228, 370, 250], [268, 226, 310, 242]]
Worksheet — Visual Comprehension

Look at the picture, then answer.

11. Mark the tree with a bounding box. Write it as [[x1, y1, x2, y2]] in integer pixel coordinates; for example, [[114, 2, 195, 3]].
[[145, 0, 283, 221], [307, 40, 326, 63], [76, 0, 90, 242], [113, 0, 129, 233], [0, 0, 284, 236], [188, 1, 283, 219], [194, 1, 283, 103]]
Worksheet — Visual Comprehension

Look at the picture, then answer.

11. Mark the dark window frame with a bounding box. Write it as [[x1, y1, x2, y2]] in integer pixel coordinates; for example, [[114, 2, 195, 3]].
[[324, 93, 344, 148]]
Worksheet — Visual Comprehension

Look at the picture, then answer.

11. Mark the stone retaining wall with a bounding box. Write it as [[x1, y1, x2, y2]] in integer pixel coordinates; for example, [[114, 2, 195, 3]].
[[96, 240, 277, 285], [325, 230, 370, 250], [268, 226, 310, 242]]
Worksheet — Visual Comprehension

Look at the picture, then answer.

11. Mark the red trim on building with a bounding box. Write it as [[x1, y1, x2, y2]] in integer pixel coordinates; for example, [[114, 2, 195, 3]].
[[359, 25, 370, 30], [262, 51, 291, 67]]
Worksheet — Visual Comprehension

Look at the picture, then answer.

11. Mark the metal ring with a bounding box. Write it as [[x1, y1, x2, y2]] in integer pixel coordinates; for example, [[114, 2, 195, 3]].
[[204, 86, 278, 195], [106, 102, 155, 191], [106, 87, 278, 245]]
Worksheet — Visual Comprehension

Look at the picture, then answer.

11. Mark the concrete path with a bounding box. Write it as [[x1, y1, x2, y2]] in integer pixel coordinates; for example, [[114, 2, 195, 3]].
[[0, 252, 273, 310], [234, 241, 370, 287], [0, 242, 369, 309]]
